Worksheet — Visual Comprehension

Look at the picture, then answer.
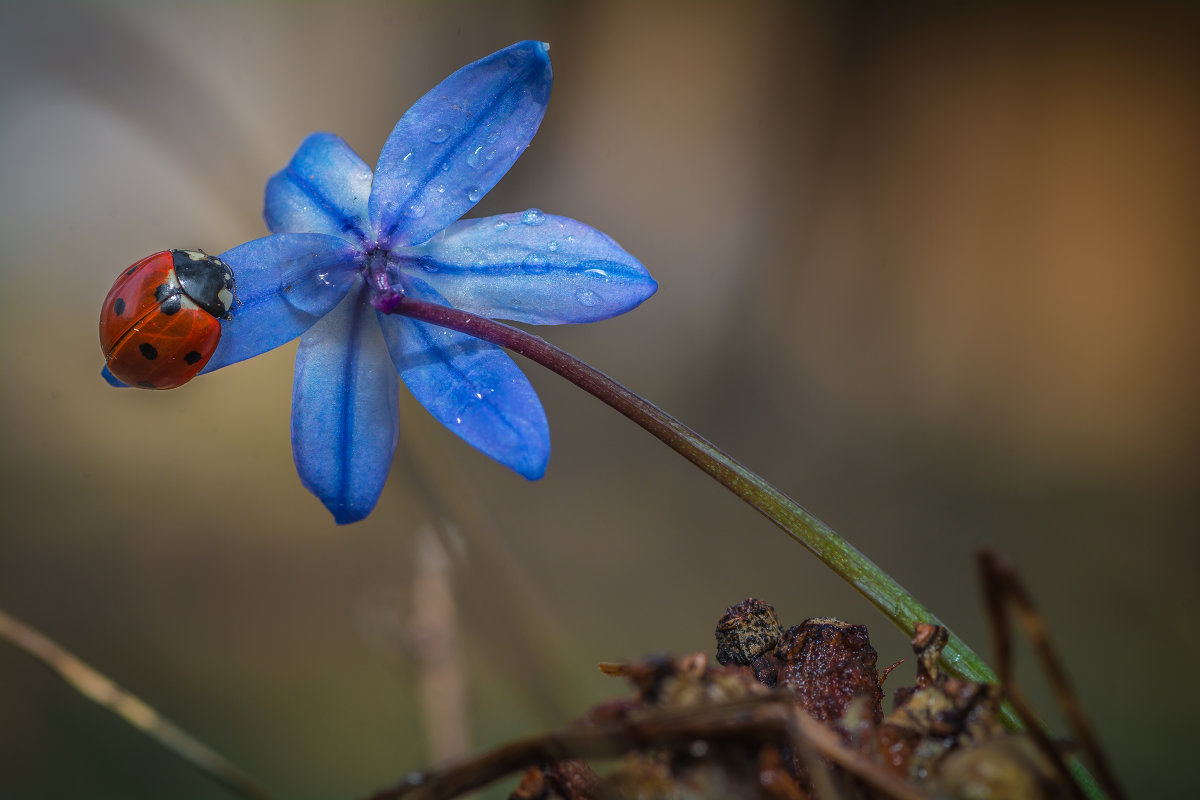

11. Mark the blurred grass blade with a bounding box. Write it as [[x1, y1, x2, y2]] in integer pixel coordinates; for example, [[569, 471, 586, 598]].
[[0, 608, 276, 800]]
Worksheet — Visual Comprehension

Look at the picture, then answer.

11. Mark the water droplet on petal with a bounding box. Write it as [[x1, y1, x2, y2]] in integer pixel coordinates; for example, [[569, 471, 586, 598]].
[[407, 202, 426, 219], [435, 184, 446, 194], [522, 208, 545, 226], [547, 240, 559, 251], [494, 220, 509, 232], [523, 253, 548, 273], [584, 268, 609, 279], [467, 146, 484, 168], [576, 289, 600, 307], [429, 125, 452, 143], [467, 187, 483, 203]]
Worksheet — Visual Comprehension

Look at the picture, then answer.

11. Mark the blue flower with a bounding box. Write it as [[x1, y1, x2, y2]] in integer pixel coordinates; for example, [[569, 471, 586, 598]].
[[105, 41, 656, 523]]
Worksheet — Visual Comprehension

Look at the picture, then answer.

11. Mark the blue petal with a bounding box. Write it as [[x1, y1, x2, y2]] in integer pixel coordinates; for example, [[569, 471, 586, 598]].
[[264, 132, 373, 243], [378, 275, 549, 479], [292, 285, 400, 524], [202, 234, 363, 374], [101, 364, 130, 387], [369, 41, 552, 249], [393, 211, 657, 324]]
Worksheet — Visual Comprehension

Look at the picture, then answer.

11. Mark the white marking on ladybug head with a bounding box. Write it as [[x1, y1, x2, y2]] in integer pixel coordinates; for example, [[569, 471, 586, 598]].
[[218, 287, 234, 310], [182, 249, 206, 261]]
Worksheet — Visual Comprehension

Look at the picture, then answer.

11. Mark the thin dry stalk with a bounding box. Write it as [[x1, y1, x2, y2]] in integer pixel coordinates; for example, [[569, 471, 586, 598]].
[[979, 548, 1129, 800], [411, 528, 470, 763], [0, 608, 274, 800]]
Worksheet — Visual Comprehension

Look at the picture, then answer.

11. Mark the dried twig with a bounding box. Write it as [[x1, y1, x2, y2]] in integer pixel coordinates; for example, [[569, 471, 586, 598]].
[[366, 694, 927, 800], [0, 608, 275, 800], [978, 548, 1129, 800]]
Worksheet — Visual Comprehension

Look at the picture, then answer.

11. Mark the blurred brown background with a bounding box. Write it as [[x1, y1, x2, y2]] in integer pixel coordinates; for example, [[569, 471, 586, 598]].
[[1, 2, 1197, 798]]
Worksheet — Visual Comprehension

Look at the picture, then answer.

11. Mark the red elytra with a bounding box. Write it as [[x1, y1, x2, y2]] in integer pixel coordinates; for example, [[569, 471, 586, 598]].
[[99, 249, 235, 390]]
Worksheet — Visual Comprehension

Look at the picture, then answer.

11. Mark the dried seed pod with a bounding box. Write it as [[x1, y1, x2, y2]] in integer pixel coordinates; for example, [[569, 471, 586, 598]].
[[715, 598, 783, 666], [776, 617, 884, 725]]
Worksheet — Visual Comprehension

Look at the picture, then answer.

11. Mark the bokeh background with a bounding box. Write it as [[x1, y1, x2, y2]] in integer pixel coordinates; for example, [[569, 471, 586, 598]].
[[2, 2, 1197, 798]]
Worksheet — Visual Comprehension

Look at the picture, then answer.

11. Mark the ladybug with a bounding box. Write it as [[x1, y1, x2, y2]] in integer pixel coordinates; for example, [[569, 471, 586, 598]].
[[99, 249, 235, 389]]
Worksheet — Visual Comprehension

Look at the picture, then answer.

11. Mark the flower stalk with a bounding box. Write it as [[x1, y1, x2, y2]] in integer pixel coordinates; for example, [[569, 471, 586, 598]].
[[379, 293, 994, 686], [385, 295, 1112, 800]]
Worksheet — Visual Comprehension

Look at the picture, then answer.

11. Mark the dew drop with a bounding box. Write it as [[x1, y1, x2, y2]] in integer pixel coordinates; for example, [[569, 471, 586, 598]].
[[467, 187, 483, 203], [429, 125, 452, 143], [494, 220, 509, 232], [584, 268, 609, 279], [407, 202, 426, 219], [467, 146, 484, 168], [522, 208, 545, 226], [547, 240, 559, 251], [576, 289, 600, 307]]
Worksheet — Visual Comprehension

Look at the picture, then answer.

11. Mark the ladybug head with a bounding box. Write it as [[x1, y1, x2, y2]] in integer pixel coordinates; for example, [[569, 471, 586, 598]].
[[172, 249, 235, 319]]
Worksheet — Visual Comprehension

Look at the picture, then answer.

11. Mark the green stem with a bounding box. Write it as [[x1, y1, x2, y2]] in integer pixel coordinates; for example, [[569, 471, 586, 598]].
[[384, 297, 987, 679], [381, 295, 1107, 799]]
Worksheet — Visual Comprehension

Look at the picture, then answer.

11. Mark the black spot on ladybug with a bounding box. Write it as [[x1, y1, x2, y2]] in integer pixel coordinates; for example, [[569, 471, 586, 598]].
[[159, 295, 182, 315], [154, 284, 177, 304], [137, 380, 156, 389], [184, 350, 202, 365], [139, 343, 158, 360], [113, 297, 126, 316]]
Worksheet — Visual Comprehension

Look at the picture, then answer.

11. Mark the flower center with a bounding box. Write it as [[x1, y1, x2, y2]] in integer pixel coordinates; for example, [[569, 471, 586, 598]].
[[364, 247, 405, 314], [364, 247, 397, 292]]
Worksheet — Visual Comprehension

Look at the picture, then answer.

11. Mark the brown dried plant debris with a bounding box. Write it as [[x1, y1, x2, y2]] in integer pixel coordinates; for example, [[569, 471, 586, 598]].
[[510, 760, 601, 800], [500, 600, 1070, 800], [368, 599, 1073, 800]]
